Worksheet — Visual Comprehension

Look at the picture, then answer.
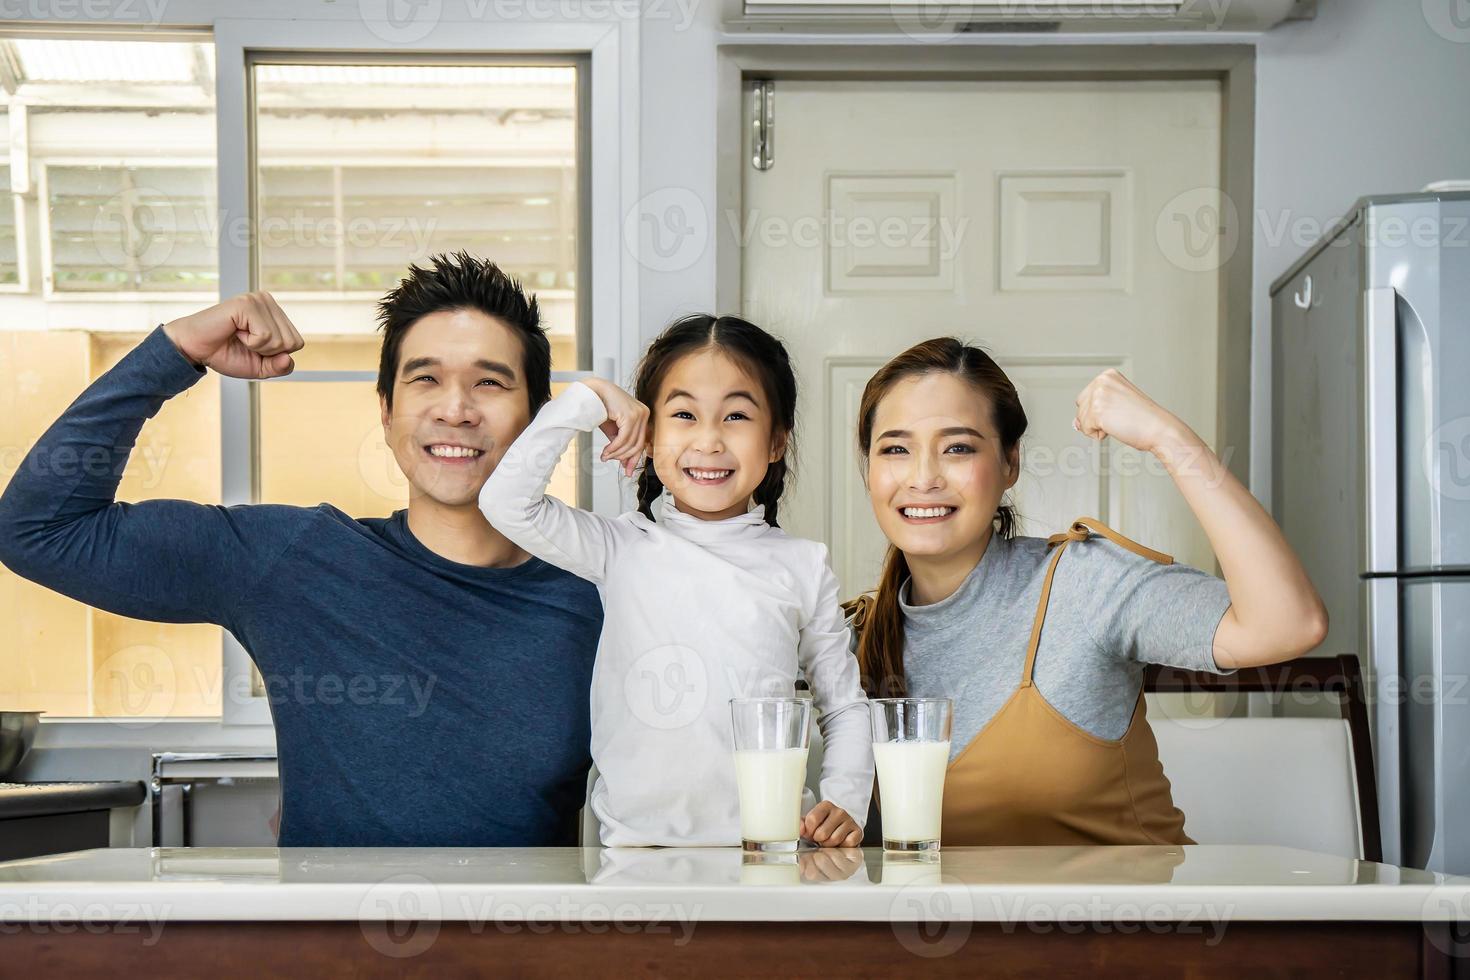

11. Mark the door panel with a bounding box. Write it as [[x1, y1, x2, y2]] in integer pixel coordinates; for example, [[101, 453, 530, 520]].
[[742, 79, 1223, 595]]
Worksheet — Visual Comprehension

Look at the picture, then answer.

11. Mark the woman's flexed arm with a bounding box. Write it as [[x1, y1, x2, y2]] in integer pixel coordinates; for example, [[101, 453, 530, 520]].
[[1073, 368, 1328, 669]]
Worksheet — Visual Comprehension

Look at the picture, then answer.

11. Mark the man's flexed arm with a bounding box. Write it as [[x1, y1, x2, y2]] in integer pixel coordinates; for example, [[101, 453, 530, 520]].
[[0, 293, 309, 627]]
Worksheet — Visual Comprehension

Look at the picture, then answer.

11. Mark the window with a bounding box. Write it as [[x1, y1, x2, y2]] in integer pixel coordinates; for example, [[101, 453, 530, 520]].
[[0, 44, 589, 722], [250, 60, 584, 517], [0, 36, 222, 720], [46, 164, 216, 293]]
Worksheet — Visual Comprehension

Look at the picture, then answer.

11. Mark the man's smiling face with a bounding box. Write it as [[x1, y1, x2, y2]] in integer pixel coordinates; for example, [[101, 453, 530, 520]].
[[379, 307, 532, 509]]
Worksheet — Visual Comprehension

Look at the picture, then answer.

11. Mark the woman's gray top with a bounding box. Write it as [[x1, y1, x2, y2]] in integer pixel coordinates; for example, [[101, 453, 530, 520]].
[[889, 532, 1233, 760]]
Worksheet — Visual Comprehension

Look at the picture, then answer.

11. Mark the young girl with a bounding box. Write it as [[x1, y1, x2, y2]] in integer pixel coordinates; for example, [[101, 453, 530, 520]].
[[480, 314, 872, 847]]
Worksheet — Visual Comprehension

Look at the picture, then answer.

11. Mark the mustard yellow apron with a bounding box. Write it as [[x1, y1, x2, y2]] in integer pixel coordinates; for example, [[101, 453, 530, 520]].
[[938, 518, 1193, 846]]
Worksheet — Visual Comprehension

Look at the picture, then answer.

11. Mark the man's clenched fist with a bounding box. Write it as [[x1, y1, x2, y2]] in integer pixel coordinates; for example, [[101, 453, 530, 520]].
[[162, 291, 304, 379]]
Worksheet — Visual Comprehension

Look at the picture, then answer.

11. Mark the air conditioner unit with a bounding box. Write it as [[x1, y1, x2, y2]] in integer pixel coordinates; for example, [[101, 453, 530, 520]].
[[737, 0, 1310, 34]]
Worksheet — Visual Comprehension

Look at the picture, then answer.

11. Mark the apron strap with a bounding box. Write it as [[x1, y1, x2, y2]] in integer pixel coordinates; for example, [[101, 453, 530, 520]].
[[1022, 517, 1174, 687], [1020, 541, 1070, 688], [1045, 517, 1174, 566]]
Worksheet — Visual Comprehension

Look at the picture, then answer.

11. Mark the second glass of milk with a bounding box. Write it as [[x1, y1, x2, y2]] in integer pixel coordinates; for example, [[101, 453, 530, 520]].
[[729, 697, 812, 852], [870, 697, 953, 853]]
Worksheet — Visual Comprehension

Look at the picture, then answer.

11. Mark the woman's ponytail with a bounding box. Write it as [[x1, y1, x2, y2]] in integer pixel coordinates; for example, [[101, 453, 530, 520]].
[[851, 545, 913, 698]]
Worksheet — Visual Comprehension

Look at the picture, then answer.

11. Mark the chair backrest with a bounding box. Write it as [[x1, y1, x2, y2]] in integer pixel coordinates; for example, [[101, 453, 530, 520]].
[[1151, 714, 1362, 857], [1145, 653, 1379, 862]]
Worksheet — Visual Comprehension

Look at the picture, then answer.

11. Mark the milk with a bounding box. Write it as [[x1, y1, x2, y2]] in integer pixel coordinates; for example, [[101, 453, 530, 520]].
[[740, 853, 801, 885], [734, 747, 809, 843], [873, 740, 951, 844]]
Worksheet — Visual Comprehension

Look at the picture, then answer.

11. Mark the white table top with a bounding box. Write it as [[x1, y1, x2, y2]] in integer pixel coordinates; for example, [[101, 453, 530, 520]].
[[1, 845, 1467, 924]]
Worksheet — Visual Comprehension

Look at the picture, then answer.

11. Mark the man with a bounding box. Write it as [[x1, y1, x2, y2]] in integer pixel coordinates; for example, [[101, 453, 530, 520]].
[[0, 252, 603, 846]]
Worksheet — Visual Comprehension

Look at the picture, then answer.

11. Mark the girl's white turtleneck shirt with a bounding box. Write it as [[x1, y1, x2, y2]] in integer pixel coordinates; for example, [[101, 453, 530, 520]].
[[480, 381, 873, 846]]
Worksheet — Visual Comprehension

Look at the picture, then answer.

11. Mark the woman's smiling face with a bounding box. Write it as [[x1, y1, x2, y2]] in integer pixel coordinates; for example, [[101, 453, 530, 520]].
[[866, 371, 1019, 562]]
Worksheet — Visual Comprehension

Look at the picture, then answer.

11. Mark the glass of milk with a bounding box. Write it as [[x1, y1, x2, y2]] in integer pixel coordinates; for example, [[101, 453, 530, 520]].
[[870, 697, 953, 853], [729, 697, 812, 852]]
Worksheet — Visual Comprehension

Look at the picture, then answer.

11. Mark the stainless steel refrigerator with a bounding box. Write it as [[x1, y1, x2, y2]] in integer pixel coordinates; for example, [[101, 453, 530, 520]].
[[1272, 190, 1470, 874]]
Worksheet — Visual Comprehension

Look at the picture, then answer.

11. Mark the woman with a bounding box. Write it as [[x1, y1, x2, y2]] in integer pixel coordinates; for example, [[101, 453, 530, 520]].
[[845, 339, 1327, 846]]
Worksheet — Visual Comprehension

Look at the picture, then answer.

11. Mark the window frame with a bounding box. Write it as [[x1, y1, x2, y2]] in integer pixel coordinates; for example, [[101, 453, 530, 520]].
[[37, 157, 219, 302], [25, 15, 637, 748]]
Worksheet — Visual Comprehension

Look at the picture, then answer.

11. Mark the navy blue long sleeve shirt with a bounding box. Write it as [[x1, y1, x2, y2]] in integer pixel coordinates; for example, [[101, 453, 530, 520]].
[[0, 326, 603, 846]]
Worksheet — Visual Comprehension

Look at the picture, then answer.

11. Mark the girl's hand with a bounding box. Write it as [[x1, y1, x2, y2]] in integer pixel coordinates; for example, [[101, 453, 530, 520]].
[[798, 848, 864, 882], [802, 801, 862, 848], [1073, 368, 1189, 456], [582, 378, 649, 477]]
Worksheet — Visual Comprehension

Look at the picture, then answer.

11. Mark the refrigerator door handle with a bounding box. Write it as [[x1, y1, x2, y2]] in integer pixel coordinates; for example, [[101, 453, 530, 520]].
[[1364, 287, 1399, 575], [1367, 577, 1402, 867]]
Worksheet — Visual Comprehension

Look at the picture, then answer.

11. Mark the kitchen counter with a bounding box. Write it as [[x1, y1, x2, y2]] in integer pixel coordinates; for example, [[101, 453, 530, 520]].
[[2, 845, 1466, 976], [0, 781, 145, 819], [0, 781, 145, 863]]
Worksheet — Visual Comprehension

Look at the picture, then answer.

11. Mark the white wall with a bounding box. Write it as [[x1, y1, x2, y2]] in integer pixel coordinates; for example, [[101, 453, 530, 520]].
[[1252, 0, 1470, 506], [637, 0, 1470, 502], [634, 0, 724, 356]]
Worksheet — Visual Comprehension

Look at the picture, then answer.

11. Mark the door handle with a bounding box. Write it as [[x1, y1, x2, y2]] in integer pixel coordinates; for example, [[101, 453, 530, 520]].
[[1294, 275, 1314, 309]]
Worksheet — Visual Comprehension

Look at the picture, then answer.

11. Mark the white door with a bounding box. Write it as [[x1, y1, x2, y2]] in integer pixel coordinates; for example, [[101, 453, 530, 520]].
[[741, 79, 1223, 596]]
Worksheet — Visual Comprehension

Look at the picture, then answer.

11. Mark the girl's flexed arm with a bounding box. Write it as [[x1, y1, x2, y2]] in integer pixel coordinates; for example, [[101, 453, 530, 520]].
[[798, 549, 875, 846], [479, 379, 648, 584]]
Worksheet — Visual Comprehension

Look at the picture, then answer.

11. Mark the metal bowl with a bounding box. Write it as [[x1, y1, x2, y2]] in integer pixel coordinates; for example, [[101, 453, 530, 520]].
[[0, 712, 41, 780]]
